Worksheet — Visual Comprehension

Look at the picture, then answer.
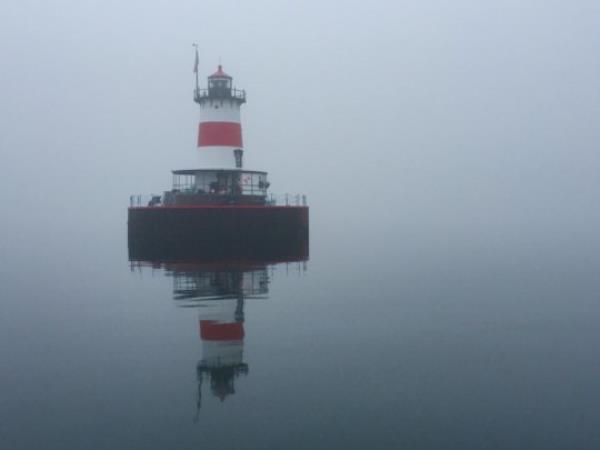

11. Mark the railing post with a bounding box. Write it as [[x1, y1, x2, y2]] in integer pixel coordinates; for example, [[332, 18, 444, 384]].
[[285, 193, 289, 206], [302, 195, 307, 206]]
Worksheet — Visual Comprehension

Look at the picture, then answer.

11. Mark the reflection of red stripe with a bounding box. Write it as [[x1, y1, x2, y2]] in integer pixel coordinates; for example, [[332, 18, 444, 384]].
[[198, 122, 243, 147], [200, 320, 245, 341]]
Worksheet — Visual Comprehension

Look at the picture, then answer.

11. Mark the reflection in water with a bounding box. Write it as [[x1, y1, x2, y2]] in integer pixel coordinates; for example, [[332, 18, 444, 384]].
[[129, 239, 308, 416], [196, 294, 248, 408], [169, 262, 269, 303]]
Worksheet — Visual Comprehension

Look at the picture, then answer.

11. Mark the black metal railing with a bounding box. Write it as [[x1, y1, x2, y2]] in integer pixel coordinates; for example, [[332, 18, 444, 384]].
[[130, 194, 161, 207], [129, 193, 308, 208], [266, 194, 308, 207], [194, 88, 246, 102]]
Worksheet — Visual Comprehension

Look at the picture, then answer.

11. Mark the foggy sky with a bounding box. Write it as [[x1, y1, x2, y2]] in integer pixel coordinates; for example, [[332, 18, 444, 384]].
[[1, 0, 599, 254]]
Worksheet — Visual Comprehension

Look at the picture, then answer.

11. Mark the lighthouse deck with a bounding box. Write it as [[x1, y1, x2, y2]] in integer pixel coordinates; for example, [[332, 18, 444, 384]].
[[129, 168, 306, 208], [129, 194, 307, 208]]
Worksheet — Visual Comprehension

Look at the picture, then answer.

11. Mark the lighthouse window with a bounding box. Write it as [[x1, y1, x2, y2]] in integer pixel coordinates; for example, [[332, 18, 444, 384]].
[[211, 80, 228, 88]]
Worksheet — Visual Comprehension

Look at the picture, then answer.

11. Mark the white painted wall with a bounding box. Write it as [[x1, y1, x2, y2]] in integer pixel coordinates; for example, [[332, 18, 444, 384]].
[[197, 147, 238, 169], [198, 100, 242, 123]]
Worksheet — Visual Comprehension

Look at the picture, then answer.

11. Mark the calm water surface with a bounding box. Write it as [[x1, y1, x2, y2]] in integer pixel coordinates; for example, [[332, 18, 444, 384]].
[[2, 225, 600, 449]]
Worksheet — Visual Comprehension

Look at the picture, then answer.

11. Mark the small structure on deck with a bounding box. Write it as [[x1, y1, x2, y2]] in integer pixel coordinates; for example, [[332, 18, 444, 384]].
[[165, 169, 270, 205]]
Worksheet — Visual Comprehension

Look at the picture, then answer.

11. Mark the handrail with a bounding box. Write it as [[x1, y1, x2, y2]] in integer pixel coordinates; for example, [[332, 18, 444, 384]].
[[265, 194, 308, 207], [194, 88, 246, 102], [129, 193, 308, 208]]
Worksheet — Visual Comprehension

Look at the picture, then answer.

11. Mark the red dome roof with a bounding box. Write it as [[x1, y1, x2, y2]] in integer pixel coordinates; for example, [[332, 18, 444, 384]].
[[209, 65, 232, 79]]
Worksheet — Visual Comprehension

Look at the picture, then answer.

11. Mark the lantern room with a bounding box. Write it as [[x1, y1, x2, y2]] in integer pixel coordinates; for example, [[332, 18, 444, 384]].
[[208, 66, 232, 97], [194, 65, 246, 104]]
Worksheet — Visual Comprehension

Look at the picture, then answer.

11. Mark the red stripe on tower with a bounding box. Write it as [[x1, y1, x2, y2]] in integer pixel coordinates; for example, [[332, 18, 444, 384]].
[[198, 122, 243, 147], [200, 320, 245, 341]]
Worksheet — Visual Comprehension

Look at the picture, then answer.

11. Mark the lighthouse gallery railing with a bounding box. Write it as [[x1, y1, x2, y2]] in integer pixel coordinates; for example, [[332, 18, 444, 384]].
[[194, 88, 246, 102], [129, 193, 307, 208]]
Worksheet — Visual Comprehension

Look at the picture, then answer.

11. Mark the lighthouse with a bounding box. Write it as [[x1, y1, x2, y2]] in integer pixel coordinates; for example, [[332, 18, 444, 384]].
[[127, 50, 309, 251], [127, 256, 309, 415], [194, 65, 246, 169]]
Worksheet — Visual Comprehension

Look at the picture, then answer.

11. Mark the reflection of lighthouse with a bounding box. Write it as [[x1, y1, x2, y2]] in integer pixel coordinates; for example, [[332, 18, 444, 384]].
[[129, 242, 308, 415], [186, 264, 268, 411], [163, 263, 270, 413], [196, 296, 248, 408]]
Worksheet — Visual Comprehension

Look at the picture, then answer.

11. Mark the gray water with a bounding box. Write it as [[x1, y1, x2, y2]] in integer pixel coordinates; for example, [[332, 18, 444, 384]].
[[2, 224, 600, 450]]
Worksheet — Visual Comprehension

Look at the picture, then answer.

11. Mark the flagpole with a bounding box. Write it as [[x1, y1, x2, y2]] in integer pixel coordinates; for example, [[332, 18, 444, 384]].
[[193, 43, 199, 93]]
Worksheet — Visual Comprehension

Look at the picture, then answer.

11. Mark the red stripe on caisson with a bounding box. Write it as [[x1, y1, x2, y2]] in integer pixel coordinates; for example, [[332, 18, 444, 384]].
[[200, 320, 245, 341], [198, 122, 243, 147]]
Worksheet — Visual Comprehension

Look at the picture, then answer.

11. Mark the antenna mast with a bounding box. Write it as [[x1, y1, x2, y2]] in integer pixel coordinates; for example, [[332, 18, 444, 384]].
[[193, 43, 199, 92]]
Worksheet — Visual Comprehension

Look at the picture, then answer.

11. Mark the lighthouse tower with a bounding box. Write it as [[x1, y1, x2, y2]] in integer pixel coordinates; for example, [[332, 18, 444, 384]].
[[194, 65, 246, 169]]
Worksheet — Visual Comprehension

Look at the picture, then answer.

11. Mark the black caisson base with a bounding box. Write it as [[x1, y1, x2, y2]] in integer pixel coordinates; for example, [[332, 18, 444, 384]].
[[128, 205, 309, 262]]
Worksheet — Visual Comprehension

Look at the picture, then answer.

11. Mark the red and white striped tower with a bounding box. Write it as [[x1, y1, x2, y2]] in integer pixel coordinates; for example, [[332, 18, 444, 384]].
[[194, 59, 246, 169]]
